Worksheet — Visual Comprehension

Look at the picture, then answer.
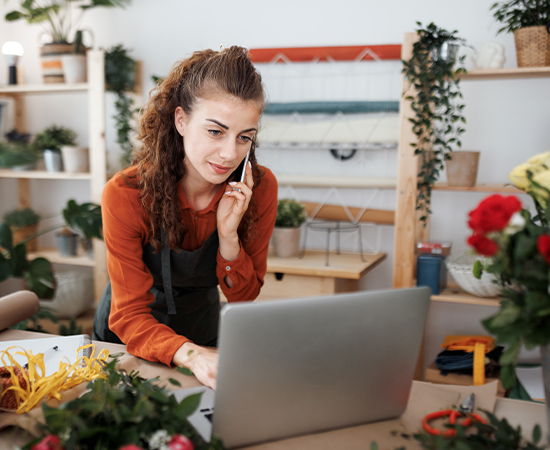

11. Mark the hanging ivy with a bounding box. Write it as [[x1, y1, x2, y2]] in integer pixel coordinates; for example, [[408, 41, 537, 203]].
[[402, 22, 468, 224], [105, 45, 137, 169]]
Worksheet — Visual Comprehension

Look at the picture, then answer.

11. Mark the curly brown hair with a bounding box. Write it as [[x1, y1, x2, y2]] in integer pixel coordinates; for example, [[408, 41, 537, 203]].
[[130, 46, 265, 252]]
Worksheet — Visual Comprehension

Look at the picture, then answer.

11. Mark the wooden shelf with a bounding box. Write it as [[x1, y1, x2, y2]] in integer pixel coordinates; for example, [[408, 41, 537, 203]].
[[460, 66, 550, 80], [0, 169, 91, 180], [432, 286, 501, 307], [0, 83, 88, 94], [28, 247, 96, 267], [267, 249, 386, 279], [276, 175, 396, 189], [433, 182, 521, 193]]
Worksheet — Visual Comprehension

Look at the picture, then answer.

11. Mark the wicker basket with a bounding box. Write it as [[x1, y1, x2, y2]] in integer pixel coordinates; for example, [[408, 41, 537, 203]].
[[446, 254, 501, 298], [514, 26, 550, 67]]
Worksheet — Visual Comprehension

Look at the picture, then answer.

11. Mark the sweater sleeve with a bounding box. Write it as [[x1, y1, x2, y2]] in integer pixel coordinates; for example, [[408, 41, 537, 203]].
[[102, 176, 188, 366], [217, 168, 278, 301]]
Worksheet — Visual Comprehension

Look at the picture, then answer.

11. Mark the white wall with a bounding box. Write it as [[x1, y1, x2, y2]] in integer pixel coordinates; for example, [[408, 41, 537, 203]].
[[1, 0, 549, 370]]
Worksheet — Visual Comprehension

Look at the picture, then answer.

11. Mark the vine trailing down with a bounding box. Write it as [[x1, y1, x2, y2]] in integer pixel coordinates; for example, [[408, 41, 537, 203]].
[[402, 22, 468, 224]]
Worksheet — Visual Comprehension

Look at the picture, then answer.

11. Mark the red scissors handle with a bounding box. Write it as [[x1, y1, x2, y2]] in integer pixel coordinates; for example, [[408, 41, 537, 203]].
[[422, 410, 487, 437]]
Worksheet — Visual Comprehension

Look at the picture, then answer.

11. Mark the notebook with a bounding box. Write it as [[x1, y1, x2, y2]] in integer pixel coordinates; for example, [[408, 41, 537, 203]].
[[0, 334, 92, 376], [174, 286, 431, 448]]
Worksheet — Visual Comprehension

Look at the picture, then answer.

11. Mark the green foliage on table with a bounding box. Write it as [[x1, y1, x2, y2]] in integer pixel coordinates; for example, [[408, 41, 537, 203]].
[[0, 223, 55, 299], [3, 207, 40, 228], [33, 125, 77, 152], [397, 410, 546, 450], [4, 0, 131, 44], [402, 22, 467, 224], [24, 356, 226, 449], [105, 44, 138, 169], [275, 199, 307, 228], [10, 305, 58, 333], [491, 0, 550, 34], [0, 141, 40, 168], [63, 199, 102, 240]]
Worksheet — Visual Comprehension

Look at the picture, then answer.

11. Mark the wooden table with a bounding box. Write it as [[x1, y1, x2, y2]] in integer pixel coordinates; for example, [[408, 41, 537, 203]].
[[0, 330, 547, 450], [258, 250, 386, 301]]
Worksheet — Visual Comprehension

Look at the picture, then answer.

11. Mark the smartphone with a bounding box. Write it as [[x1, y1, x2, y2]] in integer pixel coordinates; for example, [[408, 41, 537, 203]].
[[240, 150, 250, 183]]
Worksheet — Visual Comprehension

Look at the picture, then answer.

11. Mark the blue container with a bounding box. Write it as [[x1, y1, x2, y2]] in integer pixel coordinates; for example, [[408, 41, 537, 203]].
[[416, 254, 447, 295]]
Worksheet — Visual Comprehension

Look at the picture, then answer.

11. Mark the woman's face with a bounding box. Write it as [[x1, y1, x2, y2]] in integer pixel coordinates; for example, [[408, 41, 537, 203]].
[[175, 95, 261, 187]]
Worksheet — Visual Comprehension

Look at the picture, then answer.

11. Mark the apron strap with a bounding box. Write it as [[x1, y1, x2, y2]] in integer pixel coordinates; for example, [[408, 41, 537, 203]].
[[161, 230, 177, 315]]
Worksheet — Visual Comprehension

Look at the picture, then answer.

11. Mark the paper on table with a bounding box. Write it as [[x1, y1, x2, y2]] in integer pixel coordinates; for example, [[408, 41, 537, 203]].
[[0, 334, 92, 377]]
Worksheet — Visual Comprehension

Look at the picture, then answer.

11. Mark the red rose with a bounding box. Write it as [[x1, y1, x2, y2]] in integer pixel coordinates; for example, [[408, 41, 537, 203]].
[[168, 434, 194, 450], [467, 233, 499, 256], [32, 435, 64, 450], [537, 235, 550, 264], [468, 195, 522, 234]]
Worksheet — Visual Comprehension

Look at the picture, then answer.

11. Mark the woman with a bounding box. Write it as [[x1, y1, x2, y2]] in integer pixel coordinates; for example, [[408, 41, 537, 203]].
[[93, 46, 278, 389]]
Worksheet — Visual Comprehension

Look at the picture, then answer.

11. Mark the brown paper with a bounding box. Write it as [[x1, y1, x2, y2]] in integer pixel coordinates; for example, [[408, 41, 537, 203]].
[[0, 291, 39, 332]]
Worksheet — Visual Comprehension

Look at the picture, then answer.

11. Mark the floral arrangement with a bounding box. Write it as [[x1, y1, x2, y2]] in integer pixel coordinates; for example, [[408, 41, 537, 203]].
[[466, 152, 550, 389], [24, 357, 225, 450]]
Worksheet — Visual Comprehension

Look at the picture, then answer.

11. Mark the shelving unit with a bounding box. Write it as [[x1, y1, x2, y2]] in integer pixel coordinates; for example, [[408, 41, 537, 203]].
[[393, 32, 550, 307], [0, 50, 108, 304]]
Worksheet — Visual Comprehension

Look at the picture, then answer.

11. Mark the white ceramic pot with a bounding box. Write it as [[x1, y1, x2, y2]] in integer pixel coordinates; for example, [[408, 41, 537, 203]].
[[61, 54, 87, 83], [61, 145, 89, 173], [43, 149, 63, 172], [39, 271, 94, 319], [272, 227, 302, 258]]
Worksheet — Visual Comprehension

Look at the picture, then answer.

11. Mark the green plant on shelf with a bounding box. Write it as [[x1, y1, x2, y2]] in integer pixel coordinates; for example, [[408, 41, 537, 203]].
[[105, 44, 138, 169], [33, 125, 77, 153], [3, 207, 40, 229], [402, 21, 467, 224], [491, 0, 550, 34], [0, 141, 40, 168], [275, 199, 307, 228]]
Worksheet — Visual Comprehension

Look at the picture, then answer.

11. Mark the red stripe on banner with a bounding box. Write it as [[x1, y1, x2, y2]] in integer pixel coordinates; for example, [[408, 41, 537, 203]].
[[248, 45, 402, 63]]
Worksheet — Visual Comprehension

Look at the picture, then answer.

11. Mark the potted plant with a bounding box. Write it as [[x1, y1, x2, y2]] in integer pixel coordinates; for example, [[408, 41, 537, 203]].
[[61, 199, 102, 258], [0, 223, 55, 299], [60, 30, 88, 84], [105, 44, 138, 169], [0, 141, 39, 171], [2, 207, 40, 252], [466, 151, 550, 435], [4, 0, 131, 83], [33, 125, 78, 173], [491, 0, 550, 67], [272, 199, 307, 258], [402, 22, 468, 224]]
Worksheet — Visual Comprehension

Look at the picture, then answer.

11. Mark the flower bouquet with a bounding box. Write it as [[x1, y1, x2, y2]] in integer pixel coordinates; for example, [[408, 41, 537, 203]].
[[466, 152, 550, 398]]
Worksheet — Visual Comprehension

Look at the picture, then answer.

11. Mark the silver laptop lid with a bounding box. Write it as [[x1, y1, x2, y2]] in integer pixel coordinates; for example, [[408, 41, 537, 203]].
[[213, 286, 431, 448]]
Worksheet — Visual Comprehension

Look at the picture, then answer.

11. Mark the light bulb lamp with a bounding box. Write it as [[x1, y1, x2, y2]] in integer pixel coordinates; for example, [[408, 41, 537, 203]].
[[2, 41, 24, 85]]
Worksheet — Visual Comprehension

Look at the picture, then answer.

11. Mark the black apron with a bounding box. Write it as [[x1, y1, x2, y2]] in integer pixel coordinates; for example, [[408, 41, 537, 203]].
[[93, 231, 221, 347]]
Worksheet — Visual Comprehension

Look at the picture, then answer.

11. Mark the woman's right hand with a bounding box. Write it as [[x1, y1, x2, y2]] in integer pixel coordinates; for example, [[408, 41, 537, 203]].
[[172, 341, 219, 390]]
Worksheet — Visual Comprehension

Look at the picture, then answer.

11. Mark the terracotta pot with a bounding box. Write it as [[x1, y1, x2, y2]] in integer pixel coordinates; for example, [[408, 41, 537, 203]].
[[39, 43, 73, 83], [272, 227, 301, 258], [445, 151, 480, 187], [11, 224, 38, 252]]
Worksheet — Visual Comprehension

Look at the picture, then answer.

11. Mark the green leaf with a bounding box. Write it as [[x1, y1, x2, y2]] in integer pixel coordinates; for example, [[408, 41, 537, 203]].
[[370, 442, 378, 450], [0, 223, 13, 254], [533, 424, 541, 444], [176, 366, 194, 376], [499, 340, 522, 366], [473, 260, 483, 279], [500, 364, 517, 390], [176, 392, 203, 417], [168, 378, 181, 387], [487, 304, 522, 329]]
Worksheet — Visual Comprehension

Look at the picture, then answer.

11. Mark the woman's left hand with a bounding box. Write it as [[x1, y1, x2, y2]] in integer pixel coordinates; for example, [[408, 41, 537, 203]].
[[217, 162, 253, 261]]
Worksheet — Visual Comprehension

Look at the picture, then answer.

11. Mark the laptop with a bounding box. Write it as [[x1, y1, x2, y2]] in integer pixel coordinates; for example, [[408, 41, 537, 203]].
[[173, 286, 431, 448]]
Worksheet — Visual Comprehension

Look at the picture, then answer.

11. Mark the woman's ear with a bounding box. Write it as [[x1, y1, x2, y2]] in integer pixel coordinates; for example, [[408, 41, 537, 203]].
[[174, 107, 186, 137]]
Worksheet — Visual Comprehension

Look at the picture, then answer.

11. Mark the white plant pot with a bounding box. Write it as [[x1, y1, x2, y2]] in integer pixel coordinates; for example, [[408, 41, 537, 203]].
[[43, 149, 63, 172], [39, 271, 94, 319], [61, 145, 89, 173], [61, 54, 87, 83]]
